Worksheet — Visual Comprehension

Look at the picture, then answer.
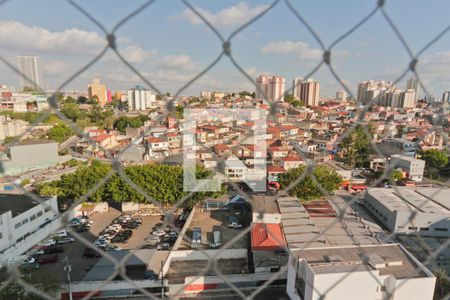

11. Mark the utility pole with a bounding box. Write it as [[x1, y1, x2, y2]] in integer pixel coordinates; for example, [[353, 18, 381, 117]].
[[161, 260, 164, 299], [64, 256, 73, 300]]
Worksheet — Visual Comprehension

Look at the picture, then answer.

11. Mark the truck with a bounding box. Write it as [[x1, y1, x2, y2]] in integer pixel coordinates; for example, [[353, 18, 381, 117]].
[[209, 231, 222, 249]]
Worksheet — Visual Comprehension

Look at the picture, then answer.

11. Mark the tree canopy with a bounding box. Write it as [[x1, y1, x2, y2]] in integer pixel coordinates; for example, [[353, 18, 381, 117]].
[[47, 123, 75, 143], [419, 149, 448, 170], [35, 162, 224, 208], [340, 125, 374, 167], [278, 165, 343, 201]]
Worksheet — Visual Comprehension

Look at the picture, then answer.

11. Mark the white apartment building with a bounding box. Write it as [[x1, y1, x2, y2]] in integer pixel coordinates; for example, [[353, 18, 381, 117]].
[[401, 89, 416, 108], [364, 187, 450, 237], [357, 80, 395, 104], [336, 90, 347, 101], [17, 56, 42, 90], [0, 193, 59, 258], [406, 76, 420, 101], [287, 244, 436, 300], [390, 154, 425, 181], [299, 78, 320, 107], [256, 75, 285, 102], [127, 86, 156, 111]]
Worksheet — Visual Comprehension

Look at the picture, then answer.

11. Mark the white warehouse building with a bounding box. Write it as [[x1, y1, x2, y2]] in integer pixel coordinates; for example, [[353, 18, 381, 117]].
[[364, 187, 450, 237], [286, 244, 436, 300]]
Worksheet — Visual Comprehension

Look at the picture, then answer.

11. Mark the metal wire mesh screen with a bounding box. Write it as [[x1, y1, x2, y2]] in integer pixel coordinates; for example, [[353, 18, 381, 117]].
[[0, 0, 449, 299]]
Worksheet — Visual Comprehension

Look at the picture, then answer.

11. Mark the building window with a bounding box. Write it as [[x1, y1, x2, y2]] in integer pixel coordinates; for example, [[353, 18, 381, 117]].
[[15, 223, 22, 229], [397, 226, 404, 229], [408, 226, 418, 230], [44, 206, 51, 213], [22, 218, 29, 225], [435, 228, 448, 232], [30, 214, 36, 221], [420, 227, 429, 231], [0, 232, 2, 239], [37, 211, 43, 217]]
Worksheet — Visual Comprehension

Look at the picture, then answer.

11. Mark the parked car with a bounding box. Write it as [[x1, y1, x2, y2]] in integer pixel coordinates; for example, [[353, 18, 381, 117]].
[[45, 246, 64, 254], [38, 239, 56, 246], [165, 231, 178, 238], [77, 225, 90, 233], [227, 216, 242, 228], [94, 239, 108, 247], [56, 237, 75, 244], [69, 218, 82, 227], [105, 245, 122, 251], [152, 229, 166, 236], [157, 243, 171, 251], [143, 270, 158, 280], [53, 230, 68, 238], [83, 247, 101, 258], [192, 227, 201, 244], [36, 255, 59, 264], [144, 236, 160, 246], [20, 262, 40, 271], [123, 222, 140, 229]]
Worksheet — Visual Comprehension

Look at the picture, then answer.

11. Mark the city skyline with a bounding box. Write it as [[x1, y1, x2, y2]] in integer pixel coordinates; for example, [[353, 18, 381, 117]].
[[0, 0, 450, 97]]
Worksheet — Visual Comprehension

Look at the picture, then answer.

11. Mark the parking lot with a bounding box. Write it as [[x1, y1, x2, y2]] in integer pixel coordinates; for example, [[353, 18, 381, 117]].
[[24, 208, 167, 283], [179, 209, 248, 250]]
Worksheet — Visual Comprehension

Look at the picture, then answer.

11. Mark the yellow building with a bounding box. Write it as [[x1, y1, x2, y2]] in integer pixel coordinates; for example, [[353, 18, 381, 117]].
[[88, 78, 107, 106]]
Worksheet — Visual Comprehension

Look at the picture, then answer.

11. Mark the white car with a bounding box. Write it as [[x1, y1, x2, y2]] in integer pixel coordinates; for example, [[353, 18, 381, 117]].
[[38, 239, 56, 246], [165, 231, 178, 238], [105, 245, 122, 251], [94, 239, 108, 247], [152, 230, 166, 236], [56, 237, 75, 244]]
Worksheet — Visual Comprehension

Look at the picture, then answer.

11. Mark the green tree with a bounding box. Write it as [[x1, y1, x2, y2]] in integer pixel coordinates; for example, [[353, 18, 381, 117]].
[[278, 165, 343, 201], [390, 169, 404, 182], [419, 149, 448, 170], [175, 106, 184, 119], [61, 103, 82, 122], [340, 125, 374, 167], [47, 123, 74, 143], [434, 268, 450, 299], [36, 162, 223, 208]]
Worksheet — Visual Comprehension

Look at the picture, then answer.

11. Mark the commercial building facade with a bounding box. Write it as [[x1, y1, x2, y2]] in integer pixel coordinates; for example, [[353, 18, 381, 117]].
[[390, 154, 425, 181]]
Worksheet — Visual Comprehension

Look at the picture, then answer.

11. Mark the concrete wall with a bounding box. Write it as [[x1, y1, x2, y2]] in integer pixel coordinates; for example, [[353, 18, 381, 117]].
[[121, 202, 161, 213], [252, 212, 281, 224], [71, 202, 109, 216], [310, 270, 383, 300], [392, 277, 435, 300]]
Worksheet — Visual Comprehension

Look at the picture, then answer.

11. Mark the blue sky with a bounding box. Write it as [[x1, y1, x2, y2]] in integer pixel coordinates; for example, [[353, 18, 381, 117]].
[[1, 0, 450, 98]]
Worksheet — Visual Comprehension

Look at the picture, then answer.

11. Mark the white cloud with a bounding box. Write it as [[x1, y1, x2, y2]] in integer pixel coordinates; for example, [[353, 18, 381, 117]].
[[0, 21, 105, 55], [113, 45, 158, 64], [43, 60, 71, 75], [159, 54, 198, 71], [170, 2, 270, 27], [261, 41, 322, 59]]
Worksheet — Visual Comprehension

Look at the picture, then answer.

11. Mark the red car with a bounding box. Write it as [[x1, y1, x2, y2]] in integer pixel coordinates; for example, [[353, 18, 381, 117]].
[[36, 255, 59, 264]]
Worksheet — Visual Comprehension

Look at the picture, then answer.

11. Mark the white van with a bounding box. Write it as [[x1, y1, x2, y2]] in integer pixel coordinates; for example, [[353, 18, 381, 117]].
[[53, 229, 68, 238], [209, 231, 221, 249]]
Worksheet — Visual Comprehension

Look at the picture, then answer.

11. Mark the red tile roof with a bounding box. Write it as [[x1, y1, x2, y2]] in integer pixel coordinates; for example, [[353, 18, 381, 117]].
[[91, 134, 112, 142], [147, 137, 164, 143], [251, 223, 286, 251], [267, 165, 285, 173]]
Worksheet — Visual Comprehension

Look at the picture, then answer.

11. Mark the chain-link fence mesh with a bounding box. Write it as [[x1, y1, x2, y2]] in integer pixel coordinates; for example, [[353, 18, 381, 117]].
[[0, 0, 449, 299]]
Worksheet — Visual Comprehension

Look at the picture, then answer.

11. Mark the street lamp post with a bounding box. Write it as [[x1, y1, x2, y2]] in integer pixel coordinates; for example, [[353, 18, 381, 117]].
[[63, 256, 73, 300]]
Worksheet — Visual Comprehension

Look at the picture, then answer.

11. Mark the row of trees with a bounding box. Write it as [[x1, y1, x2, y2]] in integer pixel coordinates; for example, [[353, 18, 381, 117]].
[[113, 115, 149, 133], [278, 165, 343, 201], [36, 161, 224, 208]]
